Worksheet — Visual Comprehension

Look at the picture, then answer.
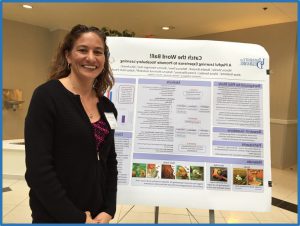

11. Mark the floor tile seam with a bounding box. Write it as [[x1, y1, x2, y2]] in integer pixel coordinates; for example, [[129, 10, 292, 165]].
[[191, 214, 224, 219], [277, 180, 297, 186], [272, 184, 297, 189], [253, 210, 288, 217], [274, 172, 297, 176], [115, 207, 123, 222], [11, 179, 25, 187], [186, 214, 210, 218], [254, 214, 293, 222], [186, 208, 225, 223], [186, 211, 192, 223], [124, 212, 155, 216], [119, 207, 152, 212], [117, 204, 130, 218], [222, 215, 258, 221], [219, 210, 226, 220], [211, 211, 226, 222], [2, 192, 29, 204], [129, 210, 155, 214], [285, 191, 298, 199], [6, 189, 30, 196], [2, 204, 16, 216], [272, 189, 296, 195], [186, 208, 211, 216], [3, 179, 20, 187], [2, 196, 29, 218], [258, 220, 294, 223], [221, 216, 257, 221], [221, 211, 257, 216], [251, 211, 262, 223], [223, 218, 260, 223], [278, 208, 298, 223], [194, 215, 226, 224], [279, 208, 298, 216], [158, 212, 190, 216], [272, 190, 294, 198]]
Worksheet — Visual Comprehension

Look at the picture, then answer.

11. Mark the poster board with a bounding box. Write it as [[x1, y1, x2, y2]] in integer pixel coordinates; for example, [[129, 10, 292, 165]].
[[107, 37, 271, 212]]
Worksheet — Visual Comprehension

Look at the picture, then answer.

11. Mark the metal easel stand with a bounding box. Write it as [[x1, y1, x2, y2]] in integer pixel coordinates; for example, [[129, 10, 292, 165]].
[[117, 205, 160, 223], [209, 209, 215, 224], [154, 206, 159, 223], [117, 206, 215, 224], [117, 205, 135, 223], [186, 208, 215, 224]]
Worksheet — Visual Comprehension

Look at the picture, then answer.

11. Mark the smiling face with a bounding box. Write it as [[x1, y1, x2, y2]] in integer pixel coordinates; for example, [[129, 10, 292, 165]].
[[66, 32, 105, 81]]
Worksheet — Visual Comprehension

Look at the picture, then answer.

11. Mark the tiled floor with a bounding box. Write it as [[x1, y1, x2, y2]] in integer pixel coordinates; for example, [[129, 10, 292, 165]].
[[3, 165, 298, 224]]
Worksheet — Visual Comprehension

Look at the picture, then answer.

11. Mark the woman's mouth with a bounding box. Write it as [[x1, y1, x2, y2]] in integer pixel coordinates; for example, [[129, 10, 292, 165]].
[[82, 65, 97, 70]]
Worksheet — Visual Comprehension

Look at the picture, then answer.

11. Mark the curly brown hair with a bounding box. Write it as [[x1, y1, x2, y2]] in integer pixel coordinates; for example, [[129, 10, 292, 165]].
[[49, 24, 114, 96]]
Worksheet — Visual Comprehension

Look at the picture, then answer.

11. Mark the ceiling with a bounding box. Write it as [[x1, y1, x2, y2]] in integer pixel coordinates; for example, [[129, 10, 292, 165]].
[[3, 2, 297, 39]]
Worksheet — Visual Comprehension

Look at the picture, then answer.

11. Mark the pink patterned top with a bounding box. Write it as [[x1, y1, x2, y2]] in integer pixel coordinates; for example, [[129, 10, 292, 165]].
[[92, 119, 109, 150]]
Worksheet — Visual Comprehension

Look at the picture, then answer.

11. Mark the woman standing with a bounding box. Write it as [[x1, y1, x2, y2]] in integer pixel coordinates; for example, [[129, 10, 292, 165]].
[[25, 24, 118, 223]]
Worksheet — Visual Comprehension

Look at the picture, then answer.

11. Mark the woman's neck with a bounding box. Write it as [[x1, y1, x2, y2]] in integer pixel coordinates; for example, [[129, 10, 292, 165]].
[[68, 74, 94, 98]]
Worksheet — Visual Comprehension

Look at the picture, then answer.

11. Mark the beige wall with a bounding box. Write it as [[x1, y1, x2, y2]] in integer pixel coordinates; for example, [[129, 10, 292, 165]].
[[3, 19, 297, 169], [3, 19, 52, 139], [49, 29, 69, 63], [189, 22, 297, 169], [3, 20, 69, 140]]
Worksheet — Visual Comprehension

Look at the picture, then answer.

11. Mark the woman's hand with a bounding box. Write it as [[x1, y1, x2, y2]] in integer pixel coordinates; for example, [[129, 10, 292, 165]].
[[94, 212, 112, 223], [85, 211, 97, 223]]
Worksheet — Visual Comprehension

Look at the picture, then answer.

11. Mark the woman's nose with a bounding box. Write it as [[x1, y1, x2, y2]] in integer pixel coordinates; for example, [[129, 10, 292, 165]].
[[86, 51, 96, 61]]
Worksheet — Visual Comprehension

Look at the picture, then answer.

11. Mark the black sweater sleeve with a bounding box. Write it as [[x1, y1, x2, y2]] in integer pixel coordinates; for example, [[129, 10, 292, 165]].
[[103, 104, 118, 218], [24, 86, 86, 223]]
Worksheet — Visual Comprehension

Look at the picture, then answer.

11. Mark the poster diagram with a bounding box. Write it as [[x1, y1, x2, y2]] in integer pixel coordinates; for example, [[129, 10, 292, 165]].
[[109, 77, 136, 131]]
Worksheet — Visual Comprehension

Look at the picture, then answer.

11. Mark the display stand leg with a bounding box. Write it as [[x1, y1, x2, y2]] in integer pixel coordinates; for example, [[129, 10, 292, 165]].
[[186, 208, 199, 223], [187, 208, 215, 224], [209, 209, 215, 224], [154, 206, 159, 223], [117, 205, 135, 223]]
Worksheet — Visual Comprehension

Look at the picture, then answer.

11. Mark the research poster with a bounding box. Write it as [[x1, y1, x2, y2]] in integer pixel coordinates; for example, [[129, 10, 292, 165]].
[[107, 37, 271, 212]]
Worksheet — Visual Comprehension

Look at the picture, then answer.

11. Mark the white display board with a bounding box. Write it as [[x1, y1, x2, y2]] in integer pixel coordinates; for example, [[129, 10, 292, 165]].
[[107, 37, 271, 212]]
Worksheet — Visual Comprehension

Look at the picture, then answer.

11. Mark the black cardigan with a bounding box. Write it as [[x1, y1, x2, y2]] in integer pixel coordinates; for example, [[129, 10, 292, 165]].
[[25, 80, 118, 223]]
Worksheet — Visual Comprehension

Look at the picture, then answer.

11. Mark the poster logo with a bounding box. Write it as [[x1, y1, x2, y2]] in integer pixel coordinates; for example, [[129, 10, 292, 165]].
[[240, 58, 264, 69]]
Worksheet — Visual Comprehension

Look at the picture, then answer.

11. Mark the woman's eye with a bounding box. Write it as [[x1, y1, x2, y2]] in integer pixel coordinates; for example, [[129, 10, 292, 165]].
[[78, 49, 87, 53], [94, 50, 104, 55]]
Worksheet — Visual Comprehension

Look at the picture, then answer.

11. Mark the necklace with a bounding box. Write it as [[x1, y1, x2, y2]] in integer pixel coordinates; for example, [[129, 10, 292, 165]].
[[87, 111, 94, 119], [68, 76, 94, 119]]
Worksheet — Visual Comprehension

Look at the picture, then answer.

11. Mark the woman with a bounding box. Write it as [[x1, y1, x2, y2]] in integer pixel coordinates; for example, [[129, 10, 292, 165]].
[[25, 24, 118, 223]]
